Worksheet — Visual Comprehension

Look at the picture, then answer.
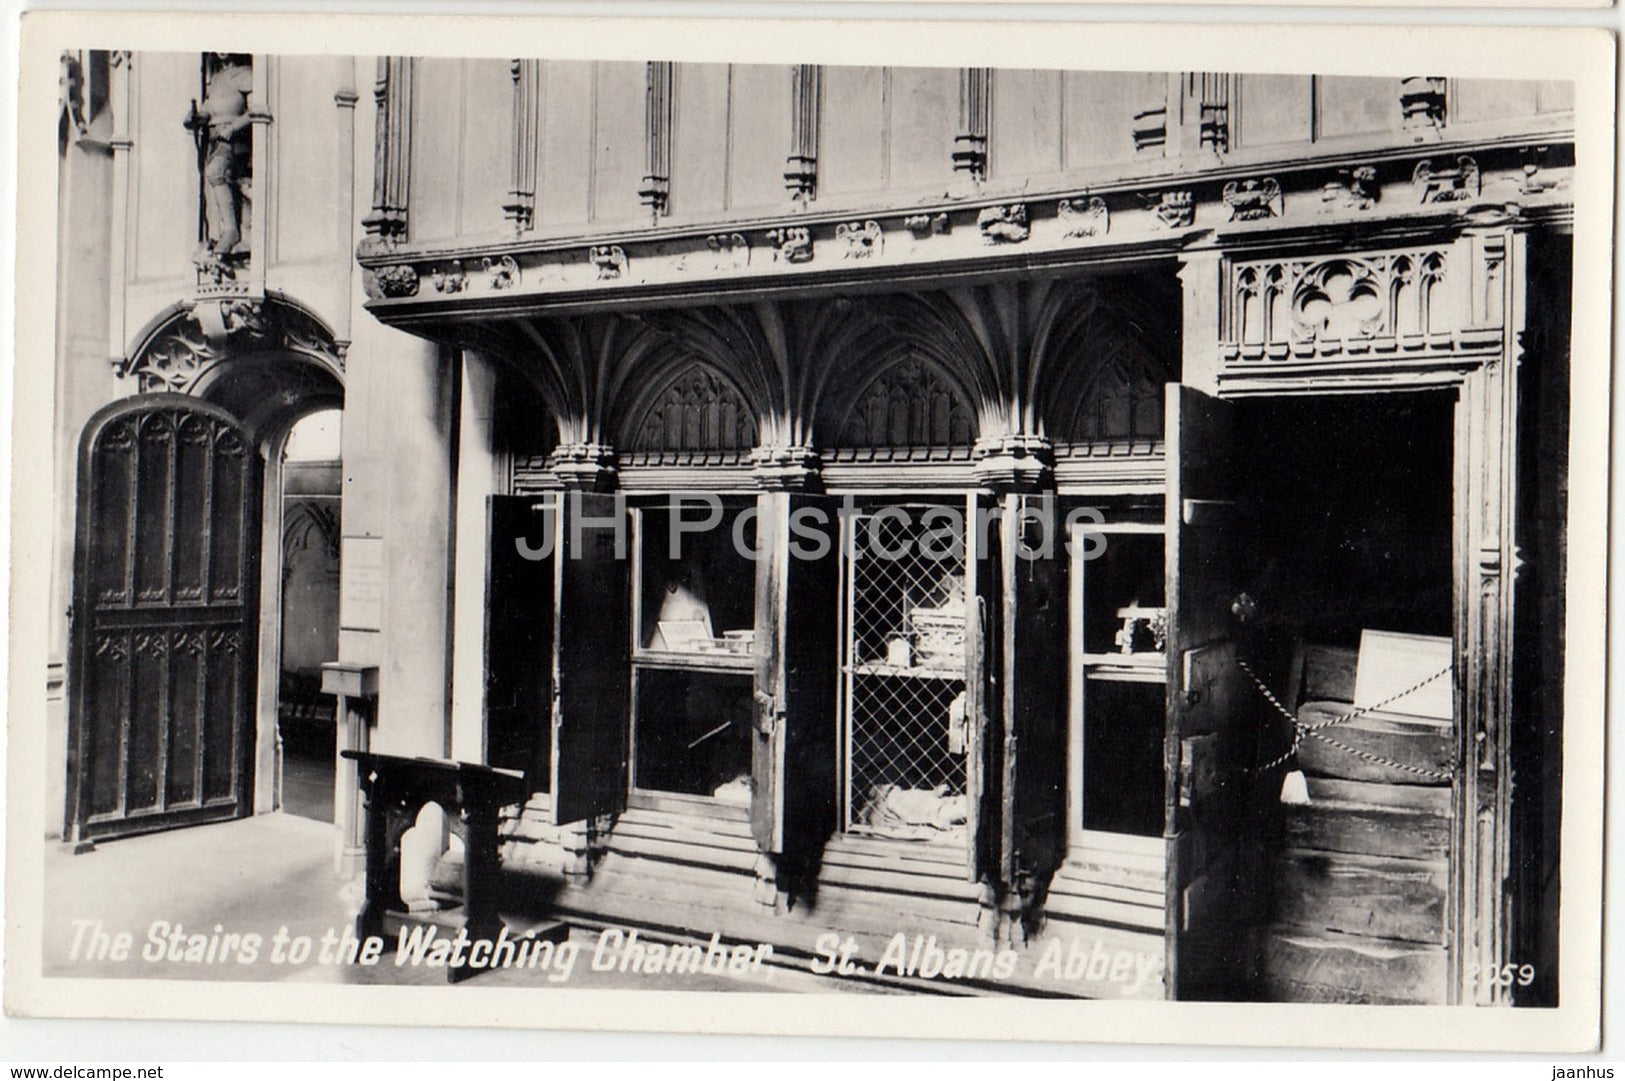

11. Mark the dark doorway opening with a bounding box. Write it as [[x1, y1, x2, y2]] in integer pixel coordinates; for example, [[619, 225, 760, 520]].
[[277, 409, 341, 823]]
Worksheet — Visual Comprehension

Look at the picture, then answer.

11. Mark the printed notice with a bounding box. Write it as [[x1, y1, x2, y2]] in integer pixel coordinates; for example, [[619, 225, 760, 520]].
[[339, 536, 384, 631]]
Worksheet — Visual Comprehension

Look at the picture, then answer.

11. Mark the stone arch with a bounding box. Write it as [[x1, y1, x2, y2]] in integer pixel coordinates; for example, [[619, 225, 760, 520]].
[[619, 360, 760, 465], [818, 348, 979, 460]]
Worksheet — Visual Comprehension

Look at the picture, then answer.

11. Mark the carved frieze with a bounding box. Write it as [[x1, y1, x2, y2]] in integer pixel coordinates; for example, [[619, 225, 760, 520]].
[[1320, 166, 1380, 212], [978, 204, 1029, 244], [1222, 247, 1458, 363], [368, 263, 419, 299], [1058, 197, 1108, 239], [1414, 157, 1481, 204], [1222, 178, 1282, 222], [765, 226, 813, 264], [836, 220, 883, 259], [432, 260, 468, 294], [1150, 191, 1194, 229], [590, 245, 628, 280], [707, 233, 751, 271], [483, 255, 520, 290], [903, 213, 949, 239]]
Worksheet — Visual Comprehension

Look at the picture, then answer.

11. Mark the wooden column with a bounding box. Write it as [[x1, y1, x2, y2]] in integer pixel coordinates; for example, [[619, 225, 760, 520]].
[[1452, 219, 1527, 1006]]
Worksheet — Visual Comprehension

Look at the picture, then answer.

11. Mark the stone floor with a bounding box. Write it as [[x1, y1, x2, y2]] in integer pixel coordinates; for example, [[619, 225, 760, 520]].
[[40, 813, 839, 993]]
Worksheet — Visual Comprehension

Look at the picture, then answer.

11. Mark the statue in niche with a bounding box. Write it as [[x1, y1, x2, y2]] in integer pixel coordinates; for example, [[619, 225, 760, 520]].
[[184, 53, 253, 279]]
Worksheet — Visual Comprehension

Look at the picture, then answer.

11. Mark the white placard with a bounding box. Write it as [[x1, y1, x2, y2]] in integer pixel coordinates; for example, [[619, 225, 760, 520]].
[[1352, 629, 1454, 721], [338, 535, 384, 631]]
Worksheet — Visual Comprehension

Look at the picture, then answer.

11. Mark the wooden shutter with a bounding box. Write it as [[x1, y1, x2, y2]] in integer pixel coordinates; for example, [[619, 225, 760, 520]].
[[999, 492, 1068, 889], [1163, 385, 1253, 999], [551, 491, 631, 826], [750, 492, 838, 858], [484, 496, 554, 786]]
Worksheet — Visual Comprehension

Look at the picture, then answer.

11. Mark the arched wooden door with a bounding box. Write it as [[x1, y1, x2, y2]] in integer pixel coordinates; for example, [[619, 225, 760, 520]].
[[66, 395, 263, 845]]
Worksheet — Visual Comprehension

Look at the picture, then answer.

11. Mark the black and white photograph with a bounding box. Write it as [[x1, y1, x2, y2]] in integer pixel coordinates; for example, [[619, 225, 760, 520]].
[[3, 10, 1612, 1053]]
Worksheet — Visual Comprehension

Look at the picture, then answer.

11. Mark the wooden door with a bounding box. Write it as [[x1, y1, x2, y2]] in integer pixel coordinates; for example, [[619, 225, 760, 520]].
[[751, 492, 838, 860], [550, 491, 631, 826], [484, 496, 555, 786], [1163, 385, 1252, 999], [67, 396, 262, 844], [997, 492, 1068, 891], [964, 492, 996, 883]]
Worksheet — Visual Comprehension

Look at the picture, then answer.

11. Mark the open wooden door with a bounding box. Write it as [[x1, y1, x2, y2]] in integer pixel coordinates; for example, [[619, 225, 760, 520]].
[[484, 496, 554, 786], [997, 493, 1068, 898], [1163, 385, 1254, 999], [751, 492, 839, 862], [964, 492, 997, 884], [67, 396, 262, 845], [550, 491, 630, 826]]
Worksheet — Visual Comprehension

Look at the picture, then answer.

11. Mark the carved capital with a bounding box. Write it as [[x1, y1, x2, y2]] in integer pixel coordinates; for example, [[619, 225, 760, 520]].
[[972, 434, 1053, 491], [549, 442, 618, 491], [750, 446, 820, 491]]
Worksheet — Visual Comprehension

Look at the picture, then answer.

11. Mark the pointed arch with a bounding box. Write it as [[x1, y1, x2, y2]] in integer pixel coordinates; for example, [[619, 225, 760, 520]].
[[620, 361, 759, 465], [819, 348, 978, 461]]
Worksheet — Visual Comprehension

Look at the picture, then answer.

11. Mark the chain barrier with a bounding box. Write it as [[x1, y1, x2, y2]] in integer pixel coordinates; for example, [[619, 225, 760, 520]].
[[1235, 658, 1455, 784]]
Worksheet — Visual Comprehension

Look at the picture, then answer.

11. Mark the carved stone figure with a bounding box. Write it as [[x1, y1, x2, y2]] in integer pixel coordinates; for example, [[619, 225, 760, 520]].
[[185, 54, 253, 276]]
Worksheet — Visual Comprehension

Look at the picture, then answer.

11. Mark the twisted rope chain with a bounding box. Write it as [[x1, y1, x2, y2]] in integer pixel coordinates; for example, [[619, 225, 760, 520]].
[[1236, 658, 1455, 783]]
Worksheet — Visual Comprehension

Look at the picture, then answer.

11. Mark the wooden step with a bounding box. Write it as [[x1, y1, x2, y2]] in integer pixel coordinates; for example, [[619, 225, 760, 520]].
[[1260, 928, 1447, 1004], [1294, 703, 1453, 786], [1283, 778, 1450, 861], [1272, 848, 1447, 944]]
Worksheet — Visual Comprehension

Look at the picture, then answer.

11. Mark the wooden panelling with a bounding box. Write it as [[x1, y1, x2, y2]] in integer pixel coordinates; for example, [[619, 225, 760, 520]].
[[1317, 76, 1399, 140], [272, 56, 346, 263], [670, 63, 729, 218], [1236, 74, 1312, 149], [727, 64, 792, 211], [408, 58, 463, 242], [990, 69, 1062, 179], [537, 60, 593, 226], [819, 66, 886, 196], [457, 60, 513, 237], [133, 53, 202, 280], [888, 67, 957, 189], [591, 62, 647, 225]]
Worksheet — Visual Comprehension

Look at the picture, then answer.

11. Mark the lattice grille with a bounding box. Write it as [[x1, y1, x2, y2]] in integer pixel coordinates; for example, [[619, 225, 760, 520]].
[[842, 508, 969, 836]]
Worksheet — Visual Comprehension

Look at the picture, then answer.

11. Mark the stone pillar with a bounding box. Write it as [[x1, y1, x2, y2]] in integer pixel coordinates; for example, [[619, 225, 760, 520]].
[[338, 321, 457, 762], [448, 352, 501, 764], [1177, 245, 1224, 393]]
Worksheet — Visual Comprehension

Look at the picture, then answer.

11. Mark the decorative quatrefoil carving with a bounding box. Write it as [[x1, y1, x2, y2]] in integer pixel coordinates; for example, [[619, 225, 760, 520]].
[[1292, 260, 1385, 341]]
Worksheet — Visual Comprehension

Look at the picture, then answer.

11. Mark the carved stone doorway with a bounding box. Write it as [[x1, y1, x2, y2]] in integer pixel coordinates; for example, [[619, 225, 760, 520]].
[[68, 294, 344, 847]]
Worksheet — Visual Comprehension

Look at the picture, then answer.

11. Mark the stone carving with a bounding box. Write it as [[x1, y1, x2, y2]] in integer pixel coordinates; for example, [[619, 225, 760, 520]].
[[1517, 146, 1561, 195], [1222, 178, 1283, 222], [706, 233, 751, 271], [184, 54, 255, 281], [1131, 105, 1167, 156], [978, 204, 1029, 245], [1058, 197, 1108, 239], [369, 264, 419, 299], [113, 298, 343, 393], [1400, 76, 1447, 135], [1292, 259, 1385, 341], [590, 245, 628, 280], [903, 213, 949, 239], [482, 255, 520, 290], [1151, 191, 1195, 229], [432, 260, 468, 294], [836, 220, 883, 259], [1224, 248, 1453, 357], [765, 226, 813, 264], [1320, 166, 1380, 212], [1414, 157, 1481, 204]]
